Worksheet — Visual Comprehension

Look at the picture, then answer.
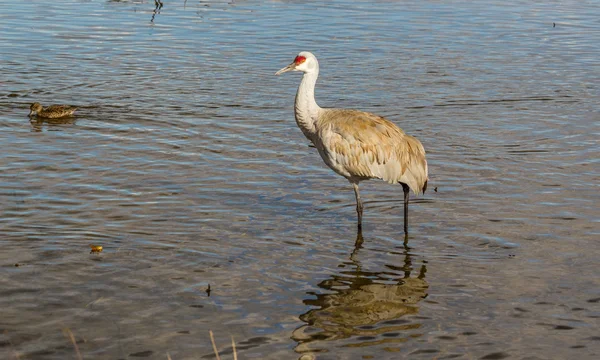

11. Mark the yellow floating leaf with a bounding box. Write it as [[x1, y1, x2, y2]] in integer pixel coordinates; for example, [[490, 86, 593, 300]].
[[89, 244, 103, 253]]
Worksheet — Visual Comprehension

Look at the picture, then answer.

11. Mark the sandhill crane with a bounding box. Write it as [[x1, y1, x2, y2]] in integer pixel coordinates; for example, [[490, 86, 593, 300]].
[[276, 52, 428, 235], [29, 102, 77, 119]]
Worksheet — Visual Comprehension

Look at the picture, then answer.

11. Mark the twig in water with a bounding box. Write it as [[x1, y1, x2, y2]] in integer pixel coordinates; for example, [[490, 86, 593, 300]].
[[209, 330, 221, 360], [208, 330, 238, 359], [62, 328, 83, 360], [231, 336, 237, 360]]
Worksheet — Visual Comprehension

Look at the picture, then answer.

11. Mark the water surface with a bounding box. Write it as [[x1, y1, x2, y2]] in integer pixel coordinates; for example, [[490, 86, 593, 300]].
[[1, 0, 599, 359]]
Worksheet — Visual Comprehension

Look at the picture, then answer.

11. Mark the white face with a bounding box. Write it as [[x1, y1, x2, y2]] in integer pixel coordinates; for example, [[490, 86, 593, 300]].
[[294, 51, 319, 73], [275, 52, 318, 75]]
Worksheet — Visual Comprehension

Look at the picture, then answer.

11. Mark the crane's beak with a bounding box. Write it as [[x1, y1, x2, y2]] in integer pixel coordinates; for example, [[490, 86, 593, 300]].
[[275, 62, 295, 75]]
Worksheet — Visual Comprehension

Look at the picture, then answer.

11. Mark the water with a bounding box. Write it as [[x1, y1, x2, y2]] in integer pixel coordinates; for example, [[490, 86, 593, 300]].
[[1, 0, 599, 359]]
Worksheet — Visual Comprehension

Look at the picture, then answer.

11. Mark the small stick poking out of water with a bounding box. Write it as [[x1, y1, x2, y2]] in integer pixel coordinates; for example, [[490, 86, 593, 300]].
[[231, 336, 238, 360], [209, 330, 221, 360], [206, 284, 211, 297], [62, 328, 83, 360], [208, 331, 238, 360]]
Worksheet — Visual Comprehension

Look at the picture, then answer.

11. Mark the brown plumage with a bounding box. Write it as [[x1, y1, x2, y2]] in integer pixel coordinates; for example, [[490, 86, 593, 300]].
[[316, 109, 428, 193], [277, 52, 428, 236], [29, 102, 77, 119]]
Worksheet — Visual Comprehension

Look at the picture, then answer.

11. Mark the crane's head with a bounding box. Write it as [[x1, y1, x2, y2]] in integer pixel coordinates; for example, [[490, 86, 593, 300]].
[[276, 51, 319, 75]]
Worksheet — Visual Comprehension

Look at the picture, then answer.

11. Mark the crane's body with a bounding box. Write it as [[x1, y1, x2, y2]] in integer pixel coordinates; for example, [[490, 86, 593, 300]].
[[276, 52, 428, 234]]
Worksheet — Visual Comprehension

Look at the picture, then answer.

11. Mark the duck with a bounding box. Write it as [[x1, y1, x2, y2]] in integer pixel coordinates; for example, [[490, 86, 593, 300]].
[[29, 102, 77, 119]]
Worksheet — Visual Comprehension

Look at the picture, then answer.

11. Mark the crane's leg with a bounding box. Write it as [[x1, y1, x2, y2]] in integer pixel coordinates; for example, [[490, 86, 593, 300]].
[[351, 228, 364, 259], [352, 182, 363, 231], [402, 183, 410, 235]]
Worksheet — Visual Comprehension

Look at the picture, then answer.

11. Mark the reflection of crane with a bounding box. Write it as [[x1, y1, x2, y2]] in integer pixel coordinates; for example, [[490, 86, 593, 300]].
[[276, 52, 428, 235], [292, 232, 428, 355]]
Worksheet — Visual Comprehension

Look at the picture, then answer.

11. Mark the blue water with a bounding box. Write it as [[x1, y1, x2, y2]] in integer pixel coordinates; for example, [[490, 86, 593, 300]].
[[1, 1, 599, 359]]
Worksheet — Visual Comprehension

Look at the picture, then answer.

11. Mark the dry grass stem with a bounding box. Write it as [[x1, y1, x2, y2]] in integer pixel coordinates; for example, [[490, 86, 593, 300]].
[[231, 336, 238, 360], [62, 328, 83, 360], [209, 330, 221, 360]]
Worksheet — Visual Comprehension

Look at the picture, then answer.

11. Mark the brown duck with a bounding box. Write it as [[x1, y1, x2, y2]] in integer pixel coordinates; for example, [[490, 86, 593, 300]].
[[29, 102, 77, 118]]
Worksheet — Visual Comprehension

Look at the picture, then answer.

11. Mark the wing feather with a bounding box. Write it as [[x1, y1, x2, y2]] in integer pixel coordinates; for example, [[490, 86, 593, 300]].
[[316, 109, 428, 194]]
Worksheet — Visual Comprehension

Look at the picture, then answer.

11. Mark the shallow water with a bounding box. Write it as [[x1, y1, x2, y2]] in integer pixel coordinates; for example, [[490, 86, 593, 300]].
[[1, 0, 599, 359]]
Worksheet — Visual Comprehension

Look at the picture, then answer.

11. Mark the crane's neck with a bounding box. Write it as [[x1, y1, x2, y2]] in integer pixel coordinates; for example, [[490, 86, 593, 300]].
[[294, 70, 321, 140]]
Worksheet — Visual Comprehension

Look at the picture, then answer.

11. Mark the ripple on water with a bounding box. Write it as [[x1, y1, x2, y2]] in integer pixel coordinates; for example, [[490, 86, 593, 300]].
[[0, 0, 599, 359]]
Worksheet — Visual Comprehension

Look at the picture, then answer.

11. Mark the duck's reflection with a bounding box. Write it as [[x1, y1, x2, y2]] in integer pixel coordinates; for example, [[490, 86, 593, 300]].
[[292, 230, 428, 355], [29, 117, 77, 132]]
